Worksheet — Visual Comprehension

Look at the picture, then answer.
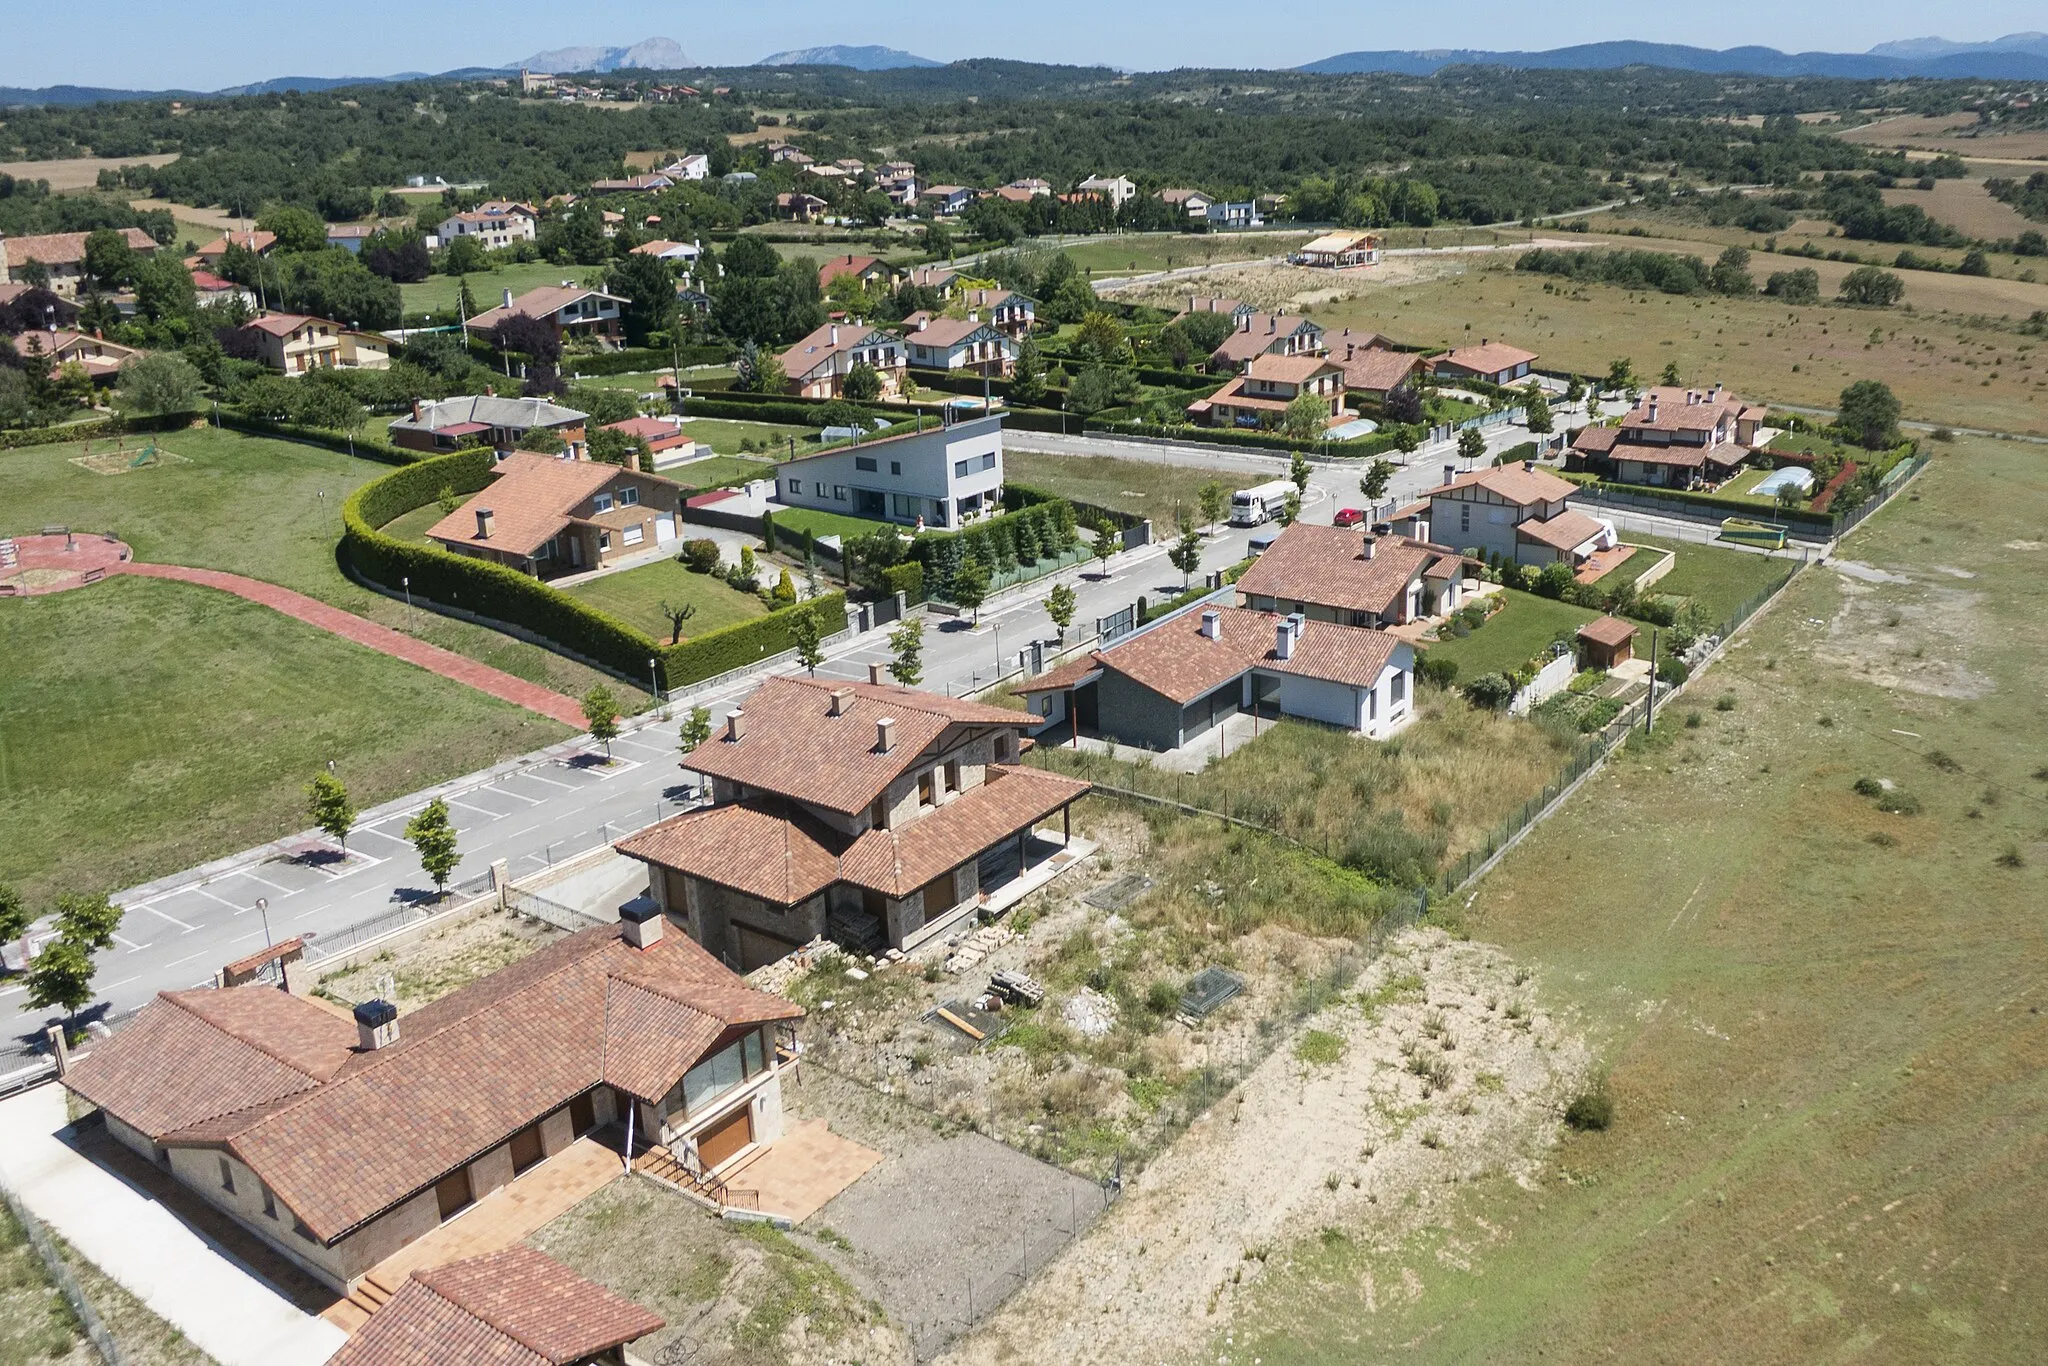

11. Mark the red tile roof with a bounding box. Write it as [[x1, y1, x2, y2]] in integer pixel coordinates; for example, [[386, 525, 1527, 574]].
[[1431, 340, 1538, 376], [1433, 463, 1578, 507], [328, 1247, 663, 1366], [1209, 315, 1321, 367], [1236, 524, 1466, 617], [1577, 615, 1638, 648], [242, 312, 335, 337], [1621, 385, 1753, 434], [1571, 425, 1620, 454], [818, 254, 887, 286], [425, 453, 621, 558], [2, 227, 156, 269], [1515, 507, 1606, 552], [194, 230, 275, 258], [1077, 605, 1400, 705], [1334, 347, 1418, 394]]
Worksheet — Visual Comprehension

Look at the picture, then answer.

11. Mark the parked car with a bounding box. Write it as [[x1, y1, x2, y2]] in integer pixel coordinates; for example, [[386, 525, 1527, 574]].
[[1333, 507, 1367, 528]]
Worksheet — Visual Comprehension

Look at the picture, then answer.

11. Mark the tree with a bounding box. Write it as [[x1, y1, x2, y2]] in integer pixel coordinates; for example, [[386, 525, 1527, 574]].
[[1289, 449, 1312, 493], [118, 353, 202, 416], [1169, 527, 1203, 588], [678, 706, 713, 755], [0, 885, 29, 956], [1764, 267, 1821, 305], [1360, 459, 1393, 503], [1534, 560, 1576, 598], [1044, 273, 1097, 326], [1709, 245, 1753, 296], [1282, 393, 1329, 442], [1090, 513, 1120, 576], [404, 798, 461, 893], [1522, 382, 1553, 435], [582, 685, 622, 759], [306, 772, 357, 857], [1458, 426, 1487, 465], [1837, 379, 1902, 450], [1660, 360, 1683, 386], [1045, 582, 1077, 641], [50, 893, 121, 955], [887, 618, 925, 686], [790, 606, 824, 673], [657, 599, 697, 644], [1066, 363, 1132, 417], [587, 426, 642, 468], [1009, 335, 1048, 406], [1958, 248, 1990, 277], [517, 425, 567, 455], [1838, 266, 1905, 307], [952, 556, 992, 623], [1604, 358, 1635, 393], [1281, 489, 1302, 525], [82, 228, 136, 288], [1393, 424, 1421, 457], [1383, 382, 1424, 426], [606, 250, 680, 347], [257, 205, 327, 253], [1564, 375, 1586, 411], [24, 936, 96, 1023], [1076, 310, 1126, 362], [733, 341, 786, 395], [843, 358, 882, 401]]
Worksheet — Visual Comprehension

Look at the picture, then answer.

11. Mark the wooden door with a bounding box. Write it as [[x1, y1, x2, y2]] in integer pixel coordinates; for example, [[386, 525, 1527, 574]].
[[508, 1124, 545, 1175], [434, 1169, 473, 1221], [695, 1105, 753, 1171], [569, 1091, 595, 1135]]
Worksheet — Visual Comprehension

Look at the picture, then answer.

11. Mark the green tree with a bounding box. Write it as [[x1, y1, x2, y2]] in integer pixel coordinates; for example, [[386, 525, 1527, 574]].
[[1090, 512, 1121, 576], [1197, 480, 1225, 531], [1836, 379, 1902, 450], [842, 359, 882, 401], [517, 426, 567, 454], [790, 606, 824, 673], [1458, 426, 1487, 464], [1076, 310, 1126, 362], [0, 885, 29, 953], [1282, 393, 1329, 443], [1838, 266, 1905, 307], [1288, 449, 1312, 493], [887, 618, 925, 686], [24, 937, 97, 1024], [1660, 360, 1683, 386], [951, 556, 992, 623], [1522, 382, 1553, 435], [582, 685, 622, 759], [1281, 489, 1302, 525], [256, 205, 328, 254], [1168, 527, 1203, 588], [657, 599, 696, 644], [1045, 581, 1077, 641], [306, 772, 357, 857], [678, 705, 712, 754], [1044, 273, 1097, 326], [1393, 424, 1421, 457], [1764, 268, 1821, 304], [1709, 245, 1753, 296], [606, 250, 679, 347], [1066, 363, 1132, 417], [53, 893, 122, 955], [1534, 560, 1576, 598], [1604, 357, 1635, 393], [82, 228, 136, 288], [1564, 375, 1586, 411], [1009, 335, 1048, 406], [118, 353, 203, 416], [1360, 459, 1393, 502], [404, 798, 461, 894]]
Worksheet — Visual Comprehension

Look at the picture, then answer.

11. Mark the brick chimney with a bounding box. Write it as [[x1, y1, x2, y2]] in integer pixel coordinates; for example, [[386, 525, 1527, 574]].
[[353, 1000, 399, 1051], [620, 901, 663, 950], [1200, 609, 1221, 639], [829, 687, 853, 716], [725, 708, 746, 742], [411, 398, 423, 423], [1647, 397, 1659, 423], [868, 662, 885, 685], [1274, 619, 1294, 660], [474, 508, 494, 539], [876, 717, 896, 753]]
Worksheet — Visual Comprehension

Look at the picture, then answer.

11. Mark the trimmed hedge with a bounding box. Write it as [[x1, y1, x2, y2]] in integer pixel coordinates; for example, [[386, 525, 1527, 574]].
[[1, 410, 200, 451], [1572, 480, 1834, 531], [565, 344, 728, 376], [1004, 480, 1137, 531]]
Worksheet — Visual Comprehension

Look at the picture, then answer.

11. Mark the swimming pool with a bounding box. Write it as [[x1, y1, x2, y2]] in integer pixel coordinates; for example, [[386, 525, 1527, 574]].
[[1750, 466, 1814, 498]]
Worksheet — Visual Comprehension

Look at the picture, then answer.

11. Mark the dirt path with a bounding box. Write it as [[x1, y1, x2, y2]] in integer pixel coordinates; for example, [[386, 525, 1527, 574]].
[[114, 561, 587, 728], [937, 927, 1592, 1366]]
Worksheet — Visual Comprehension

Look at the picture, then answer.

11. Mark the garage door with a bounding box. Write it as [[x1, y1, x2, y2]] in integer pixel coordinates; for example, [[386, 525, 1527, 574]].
[[735, 924, 801, 972], [655, 515, 677, 543], [695, 1105, 753, 1171]]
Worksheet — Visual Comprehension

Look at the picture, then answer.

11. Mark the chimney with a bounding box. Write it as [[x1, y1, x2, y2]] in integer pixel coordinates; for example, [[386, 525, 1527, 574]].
[[1267, 316, 1276, 334], [1274, 619, 1294, 661], [353, 1000, 399, 1051], [829, 324, 839, 345], [1647, 397, 1659, 423], [1362, 534, 1377, 560], [876, 717, 896, 753], [1200, 609, 1221, 640], [1346, 342, 1355, 360], [917, 315, 928, 331], [725, 708, 746, 742], [1289, 612, 1305, 641], [1443, 464, 1456, 486], [474, 508, 494, 539], [968, 310, 978, 323], [1239, 314, 1251, 332], [502, 287, 514, 309], [1524, 459, 1536, 472], [829, 687, 853, 716], [868, 662, 885, 685], [619, 901, 664, 950], [411, 398, 423, 423]]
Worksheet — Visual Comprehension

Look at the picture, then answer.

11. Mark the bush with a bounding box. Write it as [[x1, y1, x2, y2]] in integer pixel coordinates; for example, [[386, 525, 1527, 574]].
[[680, 539, 720, 573], [1564, 1088, 1614, 1131], [1634, 594, 1679, 627], [1876, 788, 1921, 816], [1852, 776, 1885, 798], [1415, 654, 1460, 688], [880, 561, 925, 601], [1655, 657, 1690, 686], [1463, 673, 1515, 710]]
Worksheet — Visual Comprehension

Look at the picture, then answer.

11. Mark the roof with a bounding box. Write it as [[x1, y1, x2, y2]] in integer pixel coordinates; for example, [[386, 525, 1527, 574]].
[[962, 287, 1022, 310], [326, 224, 377, 239], [1334, 348, 1418, 393], [1432, 463, 1577, 508], [604, 416, 686, 442], [195, 230, 275, 257], [1515, 507, 1607, 552], [136, 926, 799, 1243], [1296, 231, 1380, 255], [1157, 188, 1211, 204], [425, 453, 620, 558], [905, 266, 958, 289], [620, 766, 1090, 903], [326, 1246, 662, 1366], [241, 312, 336, 338], [818, 254, 887, 286], [1432, 340, 1538, 376], [1621, 385, 1753, 434], [1210, 315, 1320, 366], [2, 227, 155, 269], [1244, 353, 1342, 385], [467, 285, 625, 333], [1083, 605, 1400, 705], [776, 321, 899, 381], [1577, 616, 1639, 648], [392, 394, 587, 437], [907, 316, 1009, 349], [1571, 425, 1620, 454], [675, 676, 1032, 814], [63, 988, 355, 1142], [630, 239, 698, 257], [1236, 524, 1467, 617]]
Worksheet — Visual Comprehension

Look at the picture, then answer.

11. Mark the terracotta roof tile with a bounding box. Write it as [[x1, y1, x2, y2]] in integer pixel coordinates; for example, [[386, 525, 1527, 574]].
[[1571, 425, 1620, 453], [1334, 348, 1418, 393], [2, 228, 156, 268], [1237, 524, 1465, 617], [1431, 340, 1538, 375], [1515, 507, 1606, 552], [1577, 616, 1638, 647], [837, 766, 1091, 896], [1434, 464, 1578, 507], [425, 453, 620, 558], [1087, 605, 1400, 704], [1209, 315, 1321, 366]]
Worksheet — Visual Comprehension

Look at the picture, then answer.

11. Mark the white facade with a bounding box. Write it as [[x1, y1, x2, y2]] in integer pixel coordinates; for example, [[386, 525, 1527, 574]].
[[437, 212, 537, 251], [775, 413, 1006, 529]]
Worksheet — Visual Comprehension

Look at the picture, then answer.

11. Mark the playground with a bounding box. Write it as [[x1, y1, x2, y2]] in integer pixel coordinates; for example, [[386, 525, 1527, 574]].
[[67, 435, 192, 476], [0, 530, 133, 597]]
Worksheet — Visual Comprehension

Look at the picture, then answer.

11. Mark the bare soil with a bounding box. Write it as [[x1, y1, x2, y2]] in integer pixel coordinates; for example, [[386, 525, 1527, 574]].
[[317, 909, 564, 1010], [1880, 179, 2040, 242], [0, 154, 178, 192]]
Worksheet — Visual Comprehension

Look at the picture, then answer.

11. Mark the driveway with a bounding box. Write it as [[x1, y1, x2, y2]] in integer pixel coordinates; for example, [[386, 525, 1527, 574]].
[[0, 1084, 346, 1366]]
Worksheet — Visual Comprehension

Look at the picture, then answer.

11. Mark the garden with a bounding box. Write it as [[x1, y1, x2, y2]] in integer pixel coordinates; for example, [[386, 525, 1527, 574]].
[[562, 555, 775, 643]]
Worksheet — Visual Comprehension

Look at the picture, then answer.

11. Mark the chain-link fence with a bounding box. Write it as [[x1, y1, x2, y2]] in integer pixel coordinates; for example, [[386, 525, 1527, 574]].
[[0, 1182, 125, 1364]]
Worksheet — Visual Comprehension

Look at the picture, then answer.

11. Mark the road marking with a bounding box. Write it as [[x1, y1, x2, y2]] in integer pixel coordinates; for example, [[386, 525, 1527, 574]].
[[195, 886, 251, 914], [520, 770, 579, 791], [238, 870, 296, 894], [140, 904, 198, 931], [446, 799, 504, 820], [101, 976, 137, 991], [351, 826, 411, 845], [164, 950, 213, 969], [483, 784, 542, 805], [614, 736, 671, 757], [113, 933, 148, 952]]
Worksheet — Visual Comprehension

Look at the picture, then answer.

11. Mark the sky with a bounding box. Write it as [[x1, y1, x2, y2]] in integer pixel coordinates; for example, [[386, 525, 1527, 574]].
[[20, 1, 2048, 91]]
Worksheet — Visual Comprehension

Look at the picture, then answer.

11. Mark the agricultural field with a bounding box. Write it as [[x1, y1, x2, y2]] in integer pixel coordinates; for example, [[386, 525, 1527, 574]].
[[0, 152, 178, 191], [1835, 113, 2048, 163], [561, 556, 770, 642], [1005, 451, 1247, 524], [1880, 178, 2040, 242], [1056, 231, 1314, 280], [675, 416, 816, 456], [399, 261, 605, 315], [1195, 435, 2048, 1363]]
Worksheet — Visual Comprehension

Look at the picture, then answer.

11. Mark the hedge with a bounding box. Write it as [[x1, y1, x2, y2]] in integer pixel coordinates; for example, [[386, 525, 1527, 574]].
[[1569, 480, 1835, 531], [1083, 420, 1403, 459], [565, 344, 728, 376], [340, 449, 847, 691], [1004, 480, 1137, 531], [908, 499, 1077, 600], [1, 410, 201, 451]]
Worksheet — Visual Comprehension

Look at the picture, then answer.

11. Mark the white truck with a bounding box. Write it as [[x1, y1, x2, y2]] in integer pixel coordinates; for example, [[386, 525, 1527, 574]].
[[1229, 478, 1296, 526]]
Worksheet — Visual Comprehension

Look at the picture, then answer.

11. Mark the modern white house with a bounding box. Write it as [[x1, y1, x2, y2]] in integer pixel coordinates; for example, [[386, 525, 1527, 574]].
[[774, 412, 1005, 529], [1078, 174, 1137, 207]]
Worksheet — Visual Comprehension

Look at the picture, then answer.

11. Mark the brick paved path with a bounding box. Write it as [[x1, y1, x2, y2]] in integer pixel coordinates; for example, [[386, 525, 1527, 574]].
[[115, 562, 588, 729]]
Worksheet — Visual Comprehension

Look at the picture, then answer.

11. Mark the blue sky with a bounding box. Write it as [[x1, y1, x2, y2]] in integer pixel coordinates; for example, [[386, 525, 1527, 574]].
[[23, 2, 2048, 90]]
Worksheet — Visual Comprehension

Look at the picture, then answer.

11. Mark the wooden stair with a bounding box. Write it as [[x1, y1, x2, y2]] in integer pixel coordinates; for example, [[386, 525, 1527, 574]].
[[333, 1269, 403, 1329], [632, 1144, 759, 1211]]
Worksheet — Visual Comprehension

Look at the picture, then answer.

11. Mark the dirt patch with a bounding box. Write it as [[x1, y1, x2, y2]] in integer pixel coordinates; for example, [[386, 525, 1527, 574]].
[[1812, 570, 1995, 699], [1109, 255, 1468, 314], [936, 926, 1589, 1366], [0, 154, 179, 192], [317, 909, 564, 1010]]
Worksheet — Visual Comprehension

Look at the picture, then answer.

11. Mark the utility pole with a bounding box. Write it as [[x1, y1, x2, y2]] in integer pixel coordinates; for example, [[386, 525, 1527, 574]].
[[1644, 627, 1659, 733]]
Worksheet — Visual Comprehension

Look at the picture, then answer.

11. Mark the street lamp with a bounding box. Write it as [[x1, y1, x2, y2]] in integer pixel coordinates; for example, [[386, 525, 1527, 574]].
[[647, 657, 661, 702], [255, 897, 272, 948], [402, 576, 415, 633]]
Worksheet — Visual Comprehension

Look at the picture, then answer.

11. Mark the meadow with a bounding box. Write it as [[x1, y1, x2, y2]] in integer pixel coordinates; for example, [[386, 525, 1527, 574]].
[[399, 261, 606, 315]]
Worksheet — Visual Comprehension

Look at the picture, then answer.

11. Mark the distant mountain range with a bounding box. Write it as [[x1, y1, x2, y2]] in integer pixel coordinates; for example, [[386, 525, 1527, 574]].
[[1300, 35, 2048, 79], [754, 45, 940, 70], [514, 38, 690, 74]]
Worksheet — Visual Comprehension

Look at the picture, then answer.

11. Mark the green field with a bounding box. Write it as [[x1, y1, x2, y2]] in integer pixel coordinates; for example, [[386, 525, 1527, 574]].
[[766, 507, 895, 542], [400, 262, 605, 316], [0, 577, 557, 904], [1219, 436, 2048, 1362], [663, 454, 777, 489], [561, 558, 768, 642], [1421, 589, 1599, 677], [1056, 231, 1314, 279], [1629, 533, 1791, 621], [678, 417, 816, 456], [1005, 451, 1247, 524]]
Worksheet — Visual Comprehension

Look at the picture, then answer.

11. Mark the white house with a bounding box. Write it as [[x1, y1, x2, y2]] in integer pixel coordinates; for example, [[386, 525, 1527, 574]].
[[1078, 174, 1137, 207], [903, 315, 1020, 377], [775, 412, 1006, 529], [437, 209, 537, 251], [663, 153, 711, 180]]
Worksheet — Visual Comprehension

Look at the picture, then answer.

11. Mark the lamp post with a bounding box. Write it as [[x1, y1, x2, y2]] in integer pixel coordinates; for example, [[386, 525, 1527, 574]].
[[647, 657, 661, 702], [255, 897, 272, 948], [402, 575, 415, 633]]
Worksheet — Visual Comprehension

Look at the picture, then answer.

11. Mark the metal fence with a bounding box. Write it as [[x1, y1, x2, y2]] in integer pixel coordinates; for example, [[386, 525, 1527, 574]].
[[0, 1182, 124, 1365], [506, 888, 609, 932], [299, 871, 495, 964]]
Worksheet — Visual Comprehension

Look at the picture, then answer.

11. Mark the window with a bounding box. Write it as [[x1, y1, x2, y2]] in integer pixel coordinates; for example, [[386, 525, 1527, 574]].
[[681, 1041, 747, 1114], [262, 1186, 277, 1219], [870, 795, 888, 829], [890, 461, 902, 475], [598, 531, 612, 552], [1459, 505, 1471, 533], [509, 1124, 546, 1175], [620, 486, 640, 506], [1391, 672, 1407, 704], [785, 478, 800, 497], [593, 492, 614, 513], [855, 456, 877, 472], [743, 1030, 765, 1076], [623, 526, 644, 546], [434, 1169, 473, 1222], [944, 759, 961, 792], [833, 485, 848, 501], [219, 1158, 235, 1194], [955, 459, 970, 478], [919, 771, 937, 806], [980, 452, 997, 471]]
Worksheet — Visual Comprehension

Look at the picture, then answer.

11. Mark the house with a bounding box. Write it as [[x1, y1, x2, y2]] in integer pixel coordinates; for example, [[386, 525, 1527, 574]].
[[1171, 295, 1254, 324], [1077, 174, 1137, 207], [1187, 354, 1345, 430], [919, 185, 976, 216], [1235, 522, 1473, 628], [834, 157, 867, 175], [425, 450, 685, 576], [1291, 231, 1382, 268], [817, 254, 898, 293], [1205, 201, 1264, 229], [1576, 616, 1638, 671], [1575, 384, 1767, 489], [324, 224, 376, 255], [664, 152, 711, 180], [465, 284, 628, 346], [1207, 312, 1327, 371], [1402, 462, 1608, 567], [878, 171, 919, 207], [1428, 339, 1538, 386], [960, 287, 1034, 337], [877, 160, 916, 180], [8, 328, 140, 384], [631, 238, 702, 264], [1157, 188, 1214, 218], [330, 1246, 662, 1366], [773, 411, 1004, 528], [604, 414, 699, 462], [903, 314, 1020, 377], [775, 192, 828, 223], [804, 163, 851, 184], [192, 229, 275, 266], [767, 144, 813, 166], [776, 320, 907, 400], [1, 228, 158, 297], [61, 919, 803, 1296], [903, 265, 959, 297], [436, 208, 537, 250], [237, 314, 390, 375], [991, 185, 1039, 204], [1331, 336, 1420, 399], [389, 394, 590, 457], [1018, 603, 1416, 750], [600, 210, 626, 238], [588, 173, 673, 194], [617, 674, 1092, 967], [0, 282, 79, 328]]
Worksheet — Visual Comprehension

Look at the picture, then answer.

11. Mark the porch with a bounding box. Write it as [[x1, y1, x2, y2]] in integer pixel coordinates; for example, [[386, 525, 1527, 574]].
[[633, 1118, 881, 1224]]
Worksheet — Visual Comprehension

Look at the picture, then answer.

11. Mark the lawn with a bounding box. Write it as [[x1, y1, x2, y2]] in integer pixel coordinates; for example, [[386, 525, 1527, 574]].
[[663, 454, 777, 489], [1217, 432, 2048, 1362], [1626, 533, 1792, 623], [571, 366, 736, 391], [765, 507, 896, 542], [677, 417, 816, 456], [0, 577, 559, 905], [562, 557, 768, 641], [1057, 231, 1314, 279], [1421, 589, 1599, 678], [1005, 451, 1247, 524], [399, 262, 604, 316]]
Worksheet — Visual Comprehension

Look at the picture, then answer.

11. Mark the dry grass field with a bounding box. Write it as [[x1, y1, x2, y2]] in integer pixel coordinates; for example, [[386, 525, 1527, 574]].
[[1880, 178, 2041, 242], [0, 153, 177, 191], [1838, 114, 2048, 162]]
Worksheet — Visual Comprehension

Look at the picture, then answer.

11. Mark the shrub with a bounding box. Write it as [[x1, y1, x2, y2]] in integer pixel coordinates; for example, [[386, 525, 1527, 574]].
[[1634, 594, 1679, 627], [1564, 1088, 1614, 1131], [1876, 788, 1921, 816], [1714, 693, 1737, 712], [1144, 980, 1180, 1016], [1463, 672, 1515, 710], [1684, 711, 1703, 729], [1655, 657, 1690, 686], [680, 539, 721, 573], [1415, 654, 1460, 689]]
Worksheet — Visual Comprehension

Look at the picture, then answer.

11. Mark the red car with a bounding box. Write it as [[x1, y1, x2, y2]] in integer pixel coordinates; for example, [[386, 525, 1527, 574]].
[[1333, 507, 1367, 528]]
